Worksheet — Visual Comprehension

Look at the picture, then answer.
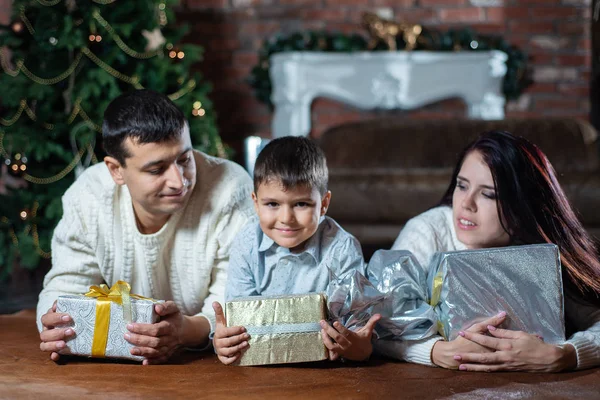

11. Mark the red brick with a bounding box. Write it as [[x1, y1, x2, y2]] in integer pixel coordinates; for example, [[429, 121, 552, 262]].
[[465, 23, 505, 34], [301, 9, 347, 21], [371, 0, 415, 6], [232, 51, 259, 66], [558, 22, 587, 36], [484, 7, 506, 23], [580, 38, 592, 51], [0, 0, 11, 25], [238, 21, 281, 36], [531, 7, 579, 19], [557, 83, 589, 97], [323, 0, 365, 5], [186, 0, 228, 8], [505, 111, 540, 118], [420, 0, 466, 5], [438, 8, 484, 23], [279, 0, 317, 5], [534, 98, 580, 110], [529, 54, 554, 66], [324, 22, 363, 34], [556, 54, 590, 67], [503, 6, 531, 20], [208, 38, 241, 50], [351, 8, 436, 24], [526, 83, 557, 94], [509, 21, 556, 35], [192, 22, 238, 37], [312, 98, 352, 112]]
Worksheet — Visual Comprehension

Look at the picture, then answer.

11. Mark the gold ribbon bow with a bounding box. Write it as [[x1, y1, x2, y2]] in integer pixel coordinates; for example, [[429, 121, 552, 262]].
[[428, 270, 447, 340], [84, 280, 152, 357]]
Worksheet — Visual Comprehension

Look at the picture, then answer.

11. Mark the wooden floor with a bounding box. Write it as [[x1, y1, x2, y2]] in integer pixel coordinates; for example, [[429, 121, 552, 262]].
[[2, 310, 600, 399]]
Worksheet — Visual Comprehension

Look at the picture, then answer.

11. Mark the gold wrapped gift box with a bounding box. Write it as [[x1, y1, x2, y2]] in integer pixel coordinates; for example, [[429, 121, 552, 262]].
[[225, 293, 328, 366]]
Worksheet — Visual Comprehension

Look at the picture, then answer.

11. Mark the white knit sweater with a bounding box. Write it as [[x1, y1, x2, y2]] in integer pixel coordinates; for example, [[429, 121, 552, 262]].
[[384, 205, 600, 370], [36, 151, 254, 333]]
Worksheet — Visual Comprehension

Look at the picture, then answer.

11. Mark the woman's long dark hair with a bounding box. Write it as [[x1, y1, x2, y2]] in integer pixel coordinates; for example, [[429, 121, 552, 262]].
[[440, 130, 600, 303]]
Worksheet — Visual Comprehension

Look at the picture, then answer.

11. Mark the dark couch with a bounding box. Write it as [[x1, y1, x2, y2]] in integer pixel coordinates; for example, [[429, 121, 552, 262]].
[[318, 118, 600, 252]]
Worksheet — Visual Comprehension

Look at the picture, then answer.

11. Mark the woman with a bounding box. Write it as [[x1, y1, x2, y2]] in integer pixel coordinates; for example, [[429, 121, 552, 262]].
[[387, 130, 600, 372]]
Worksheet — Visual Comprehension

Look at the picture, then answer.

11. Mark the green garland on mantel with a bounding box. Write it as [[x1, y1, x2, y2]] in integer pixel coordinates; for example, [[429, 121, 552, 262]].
[[248, 28, 532, 109]]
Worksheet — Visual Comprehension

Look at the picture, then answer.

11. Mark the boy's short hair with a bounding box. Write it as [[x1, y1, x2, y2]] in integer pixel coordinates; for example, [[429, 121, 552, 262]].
[[253, 136, 328, 195], [102, 89, 186, 166]]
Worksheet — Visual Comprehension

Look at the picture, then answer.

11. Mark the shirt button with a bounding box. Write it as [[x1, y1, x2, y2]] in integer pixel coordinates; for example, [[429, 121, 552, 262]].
[[281, 259, 289, 266]]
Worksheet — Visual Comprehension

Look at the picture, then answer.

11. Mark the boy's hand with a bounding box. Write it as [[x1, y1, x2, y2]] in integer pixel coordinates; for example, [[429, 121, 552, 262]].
[[320, 314, 381, 361], [212, 302, 249, 365]]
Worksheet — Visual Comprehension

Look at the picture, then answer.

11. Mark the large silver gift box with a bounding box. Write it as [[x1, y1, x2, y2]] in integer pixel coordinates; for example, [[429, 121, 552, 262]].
[[428, 244, 565, 343], [56, 295, 160, 361]]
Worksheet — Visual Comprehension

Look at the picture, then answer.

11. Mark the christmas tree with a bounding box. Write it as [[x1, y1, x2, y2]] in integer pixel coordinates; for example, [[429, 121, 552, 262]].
[[0, 0, 223, 278]]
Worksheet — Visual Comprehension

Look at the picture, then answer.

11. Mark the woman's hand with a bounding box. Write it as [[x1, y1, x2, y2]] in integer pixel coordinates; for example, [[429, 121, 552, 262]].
[[454, 325, 578, 372], [431, 312, 507, 369]]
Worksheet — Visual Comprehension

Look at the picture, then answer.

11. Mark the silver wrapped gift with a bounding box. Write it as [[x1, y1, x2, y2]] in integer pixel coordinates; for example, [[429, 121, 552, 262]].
[[56, 287, 161, 361], [428, 244, 565, 343], [327, 250, 437, 341], [367, 250, 437, 340]]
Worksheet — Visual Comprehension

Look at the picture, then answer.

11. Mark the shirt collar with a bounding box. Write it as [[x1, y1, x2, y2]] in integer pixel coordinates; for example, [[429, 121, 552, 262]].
[[257, 216, 327, 263]]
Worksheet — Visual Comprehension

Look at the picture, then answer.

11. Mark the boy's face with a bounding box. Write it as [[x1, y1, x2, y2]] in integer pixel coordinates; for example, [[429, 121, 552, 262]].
[[104, 125, 196, 231], [252, 180, 331, 250]]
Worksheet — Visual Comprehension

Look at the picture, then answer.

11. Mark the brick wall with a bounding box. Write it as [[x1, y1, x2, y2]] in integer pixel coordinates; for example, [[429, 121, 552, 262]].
[[178, 0, 591, 153], [2, 1, 590, 152], [0, 0, 11, 25]]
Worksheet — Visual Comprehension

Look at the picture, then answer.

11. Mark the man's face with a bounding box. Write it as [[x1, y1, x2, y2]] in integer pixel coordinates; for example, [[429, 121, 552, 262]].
[[105, 125, 196, 231], [252, 179, 331, 250]]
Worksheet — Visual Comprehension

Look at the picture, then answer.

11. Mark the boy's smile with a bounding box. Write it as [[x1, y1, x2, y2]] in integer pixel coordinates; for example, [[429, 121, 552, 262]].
[[252, 180, 331, 250]]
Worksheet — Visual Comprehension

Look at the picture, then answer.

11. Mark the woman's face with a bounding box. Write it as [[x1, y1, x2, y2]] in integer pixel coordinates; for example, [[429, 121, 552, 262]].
[[452, 150, 510, 249]]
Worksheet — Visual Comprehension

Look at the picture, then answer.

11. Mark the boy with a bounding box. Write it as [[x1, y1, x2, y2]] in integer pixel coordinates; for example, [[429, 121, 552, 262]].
[[212, 136, 381, 365]]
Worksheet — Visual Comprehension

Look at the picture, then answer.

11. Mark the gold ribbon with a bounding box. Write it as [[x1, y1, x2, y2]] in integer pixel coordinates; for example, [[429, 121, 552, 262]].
[[428, 269, 447, 340], [429, 269, 444, 307], [84, 280, 152, 358]]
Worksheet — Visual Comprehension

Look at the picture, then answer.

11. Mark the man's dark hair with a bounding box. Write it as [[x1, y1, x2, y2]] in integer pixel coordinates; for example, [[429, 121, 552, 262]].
[[253, 136, 328, 195], [102, 89, 186, 166]]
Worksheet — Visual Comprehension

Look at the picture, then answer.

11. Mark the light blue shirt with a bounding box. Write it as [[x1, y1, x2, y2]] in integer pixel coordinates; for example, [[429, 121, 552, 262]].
[[225, 216, 365, 301]]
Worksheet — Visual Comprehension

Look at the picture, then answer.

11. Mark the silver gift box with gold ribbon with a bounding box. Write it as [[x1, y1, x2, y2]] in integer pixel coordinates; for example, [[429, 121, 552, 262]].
[[427, 244, 566, 343], [56, 281, 162, 361], [225, 293, 328, 366]]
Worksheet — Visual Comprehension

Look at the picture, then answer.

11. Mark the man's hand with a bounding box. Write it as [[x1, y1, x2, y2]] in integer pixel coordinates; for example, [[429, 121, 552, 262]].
[[124, 301, 189, 365], [320, 314, 381, 361], [212, 302, 249, 365], [39, 301, 75, 362], [431, 312, 507, 369]]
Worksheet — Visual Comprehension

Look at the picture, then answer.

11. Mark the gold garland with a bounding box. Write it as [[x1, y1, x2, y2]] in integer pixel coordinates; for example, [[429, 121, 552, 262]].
[[0, 48, 18, 77], [31, 202, 51, 258], [93, 10, 162, 59], [0, 129, 95, 184], [0, 50, 84, 85], [81, 47, 143, 88], [168, 79, 196, 101], [20, 6, 35, 35], [19, 52, 83, 85], [1, 100, 54, 129], [0, 100, 25, 126], [34, 0, 61, 6]]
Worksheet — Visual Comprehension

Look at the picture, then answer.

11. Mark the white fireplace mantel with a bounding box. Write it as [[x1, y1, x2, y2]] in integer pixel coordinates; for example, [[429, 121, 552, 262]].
[[269, 51, 508, 138]]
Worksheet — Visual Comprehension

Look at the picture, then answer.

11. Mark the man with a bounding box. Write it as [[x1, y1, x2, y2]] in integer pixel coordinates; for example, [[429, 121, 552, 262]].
[[37, 90, 254, 364]]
